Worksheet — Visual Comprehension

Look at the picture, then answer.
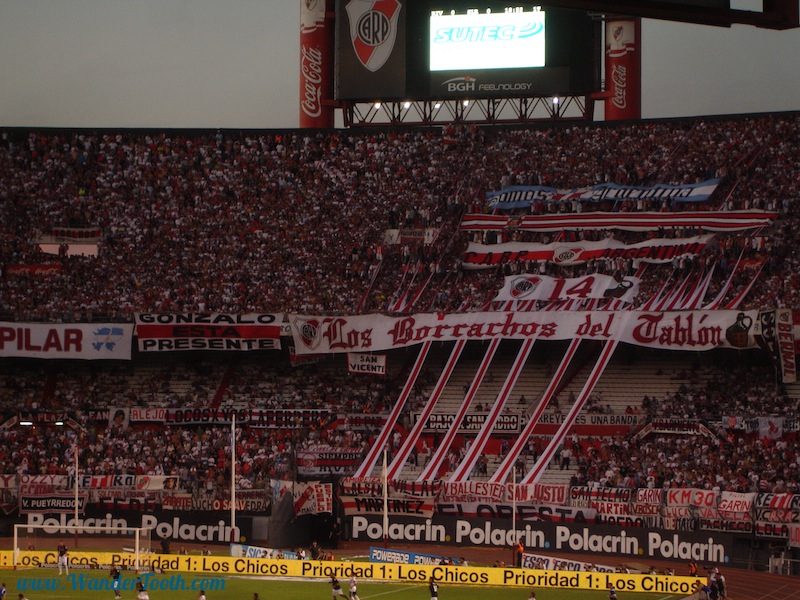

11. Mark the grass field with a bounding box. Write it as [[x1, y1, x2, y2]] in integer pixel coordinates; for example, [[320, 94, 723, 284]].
[[0, 569, 690, 600]]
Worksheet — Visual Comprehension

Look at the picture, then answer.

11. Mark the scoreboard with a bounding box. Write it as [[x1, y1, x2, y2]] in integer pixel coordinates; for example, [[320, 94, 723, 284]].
[[335, 2, 600, 102]]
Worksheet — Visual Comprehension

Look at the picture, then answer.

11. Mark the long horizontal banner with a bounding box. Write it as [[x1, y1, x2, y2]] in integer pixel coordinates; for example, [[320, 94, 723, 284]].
[[461, 210, 776, 232], [0, 550, 704, 593], [289, 310, 758, 355], [492, 274, 640, 304], [485, 179, 721, 209], [0, 323, 133, 360], [463, 235, 713, 268], [135, 313, 282, 352], [349, 515, 734, 561]]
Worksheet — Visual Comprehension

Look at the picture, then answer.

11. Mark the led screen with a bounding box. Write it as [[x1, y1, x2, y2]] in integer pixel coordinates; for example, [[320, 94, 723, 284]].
[[429, 10, 546, 71]]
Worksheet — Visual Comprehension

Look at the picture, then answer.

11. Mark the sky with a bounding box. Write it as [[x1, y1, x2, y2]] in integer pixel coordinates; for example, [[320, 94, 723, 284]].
[[0, 0, 799, 129]]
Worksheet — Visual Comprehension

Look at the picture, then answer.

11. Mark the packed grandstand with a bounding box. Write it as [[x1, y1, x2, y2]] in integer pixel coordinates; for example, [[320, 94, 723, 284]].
[[1, 113, 799, 571]]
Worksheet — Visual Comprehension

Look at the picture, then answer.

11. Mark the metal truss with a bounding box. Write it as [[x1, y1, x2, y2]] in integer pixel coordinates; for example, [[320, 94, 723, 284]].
[[341, 95, 594, 128]]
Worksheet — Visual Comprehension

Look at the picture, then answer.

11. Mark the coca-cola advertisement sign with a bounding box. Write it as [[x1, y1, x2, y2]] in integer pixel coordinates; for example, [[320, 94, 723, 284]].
[[300, 0, 333, 127], [604, 19, 640, 120]]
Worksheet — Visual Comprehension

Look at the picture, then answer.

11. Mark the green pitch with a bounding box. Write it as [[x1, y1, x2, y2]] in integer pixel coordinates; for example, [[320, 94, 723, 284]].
[[1, 569, 688, 600]]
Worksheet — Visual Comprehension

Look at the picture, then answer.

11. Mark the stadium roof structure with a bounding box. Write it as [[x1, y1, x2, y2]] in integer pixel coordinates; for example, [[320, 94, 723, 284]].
[[530, 0, 799, 30]]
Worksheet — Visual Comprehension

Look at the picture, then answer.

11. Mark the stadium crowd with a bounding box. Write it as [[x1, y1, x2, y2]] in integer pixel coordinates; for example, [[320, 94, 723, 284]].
[[1, 113, 800, 497], [1, 113, 799, 319]]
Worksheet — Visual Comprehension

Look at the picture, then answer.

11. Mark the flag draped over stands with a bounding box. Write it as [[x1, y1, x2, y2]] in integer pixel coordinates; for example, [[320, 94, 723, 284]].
[[490, 337, 582, 484], [523, 338, 621, 484], [354, 341, 432, 478], [449, 337, 536, 482], [386, 340, 466, 480], [460, 210, 776, 233], [417, 339, 501, 482]]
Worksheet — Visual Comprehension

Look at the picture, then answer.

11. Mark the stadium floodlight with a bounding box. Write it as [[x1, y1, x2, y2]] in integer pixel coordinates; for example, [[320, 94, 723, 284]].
[[373, 102, 381, 111], [404, 101, 411, 109], [13, 523, 154, 572]]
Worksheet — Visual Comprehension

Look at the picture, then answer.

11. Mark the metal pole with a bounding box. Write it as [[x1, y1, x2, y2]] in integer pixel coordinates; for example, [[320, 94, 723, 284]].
[[231, 415, 236, 544], [74, 442, 79, 549]]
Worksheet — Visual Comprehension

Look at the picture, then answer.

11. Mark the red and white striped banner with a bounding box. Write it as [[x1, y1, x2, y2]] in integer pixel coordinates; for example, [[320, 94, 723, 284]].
[[460, 210, 775, 233], [463, 235, 713, 268]]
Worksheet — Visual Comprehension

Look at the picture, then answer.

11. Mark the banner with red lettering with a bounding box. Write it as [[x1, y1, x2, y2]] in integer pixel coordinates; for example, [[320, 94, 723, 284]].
[[18, 475, 68, 494], [664, 488, 719, 508], [460, 210, 775, 232], [134, 313, 282, 352], [0, 323, 133, 360], [776, 309, 797, 383], [3, 264, 63, 277], [510, 483, 568, 506], [492, 274, 640, 304], [342, 494, 436, 518], [462, 235, 713, 269], [718, 492, 757, 515], [289, 310, 758, 355]]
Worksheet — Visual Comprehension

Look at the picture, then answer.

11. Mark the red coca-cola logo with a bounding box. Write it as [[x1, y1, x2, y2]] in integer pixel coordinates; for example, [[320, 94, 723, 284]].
[[301, 45, 323, 119], [611, 64, 627, 110]]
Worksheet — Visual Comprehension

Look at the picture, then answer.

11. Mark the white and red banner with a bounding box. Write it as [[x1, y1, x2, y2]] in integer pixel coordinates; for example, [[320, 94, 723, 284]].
[[789, 524, 800, 548], [460, 210, 776, 232], [492, 273, 640, 304], [0, 322, 132, 360], [3, 264, 63, 277], [347, 352, 386, 376], [18, 475, 68, 494], [439, 481, 507, 504], [342, 494, 436, 518], [522, 552, 616, 572], [463, 234, 713, 268], [293, 482, 333, 516], [134, 313, 282, 352], [776, 309, 797, 383], [68, 474, 177, 490], [296, 445, 363, 476], [289, 309, 758, 355], [664, 488, 719, 508], [718, 492, 757, 515], [339, 477, 441, 498]]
